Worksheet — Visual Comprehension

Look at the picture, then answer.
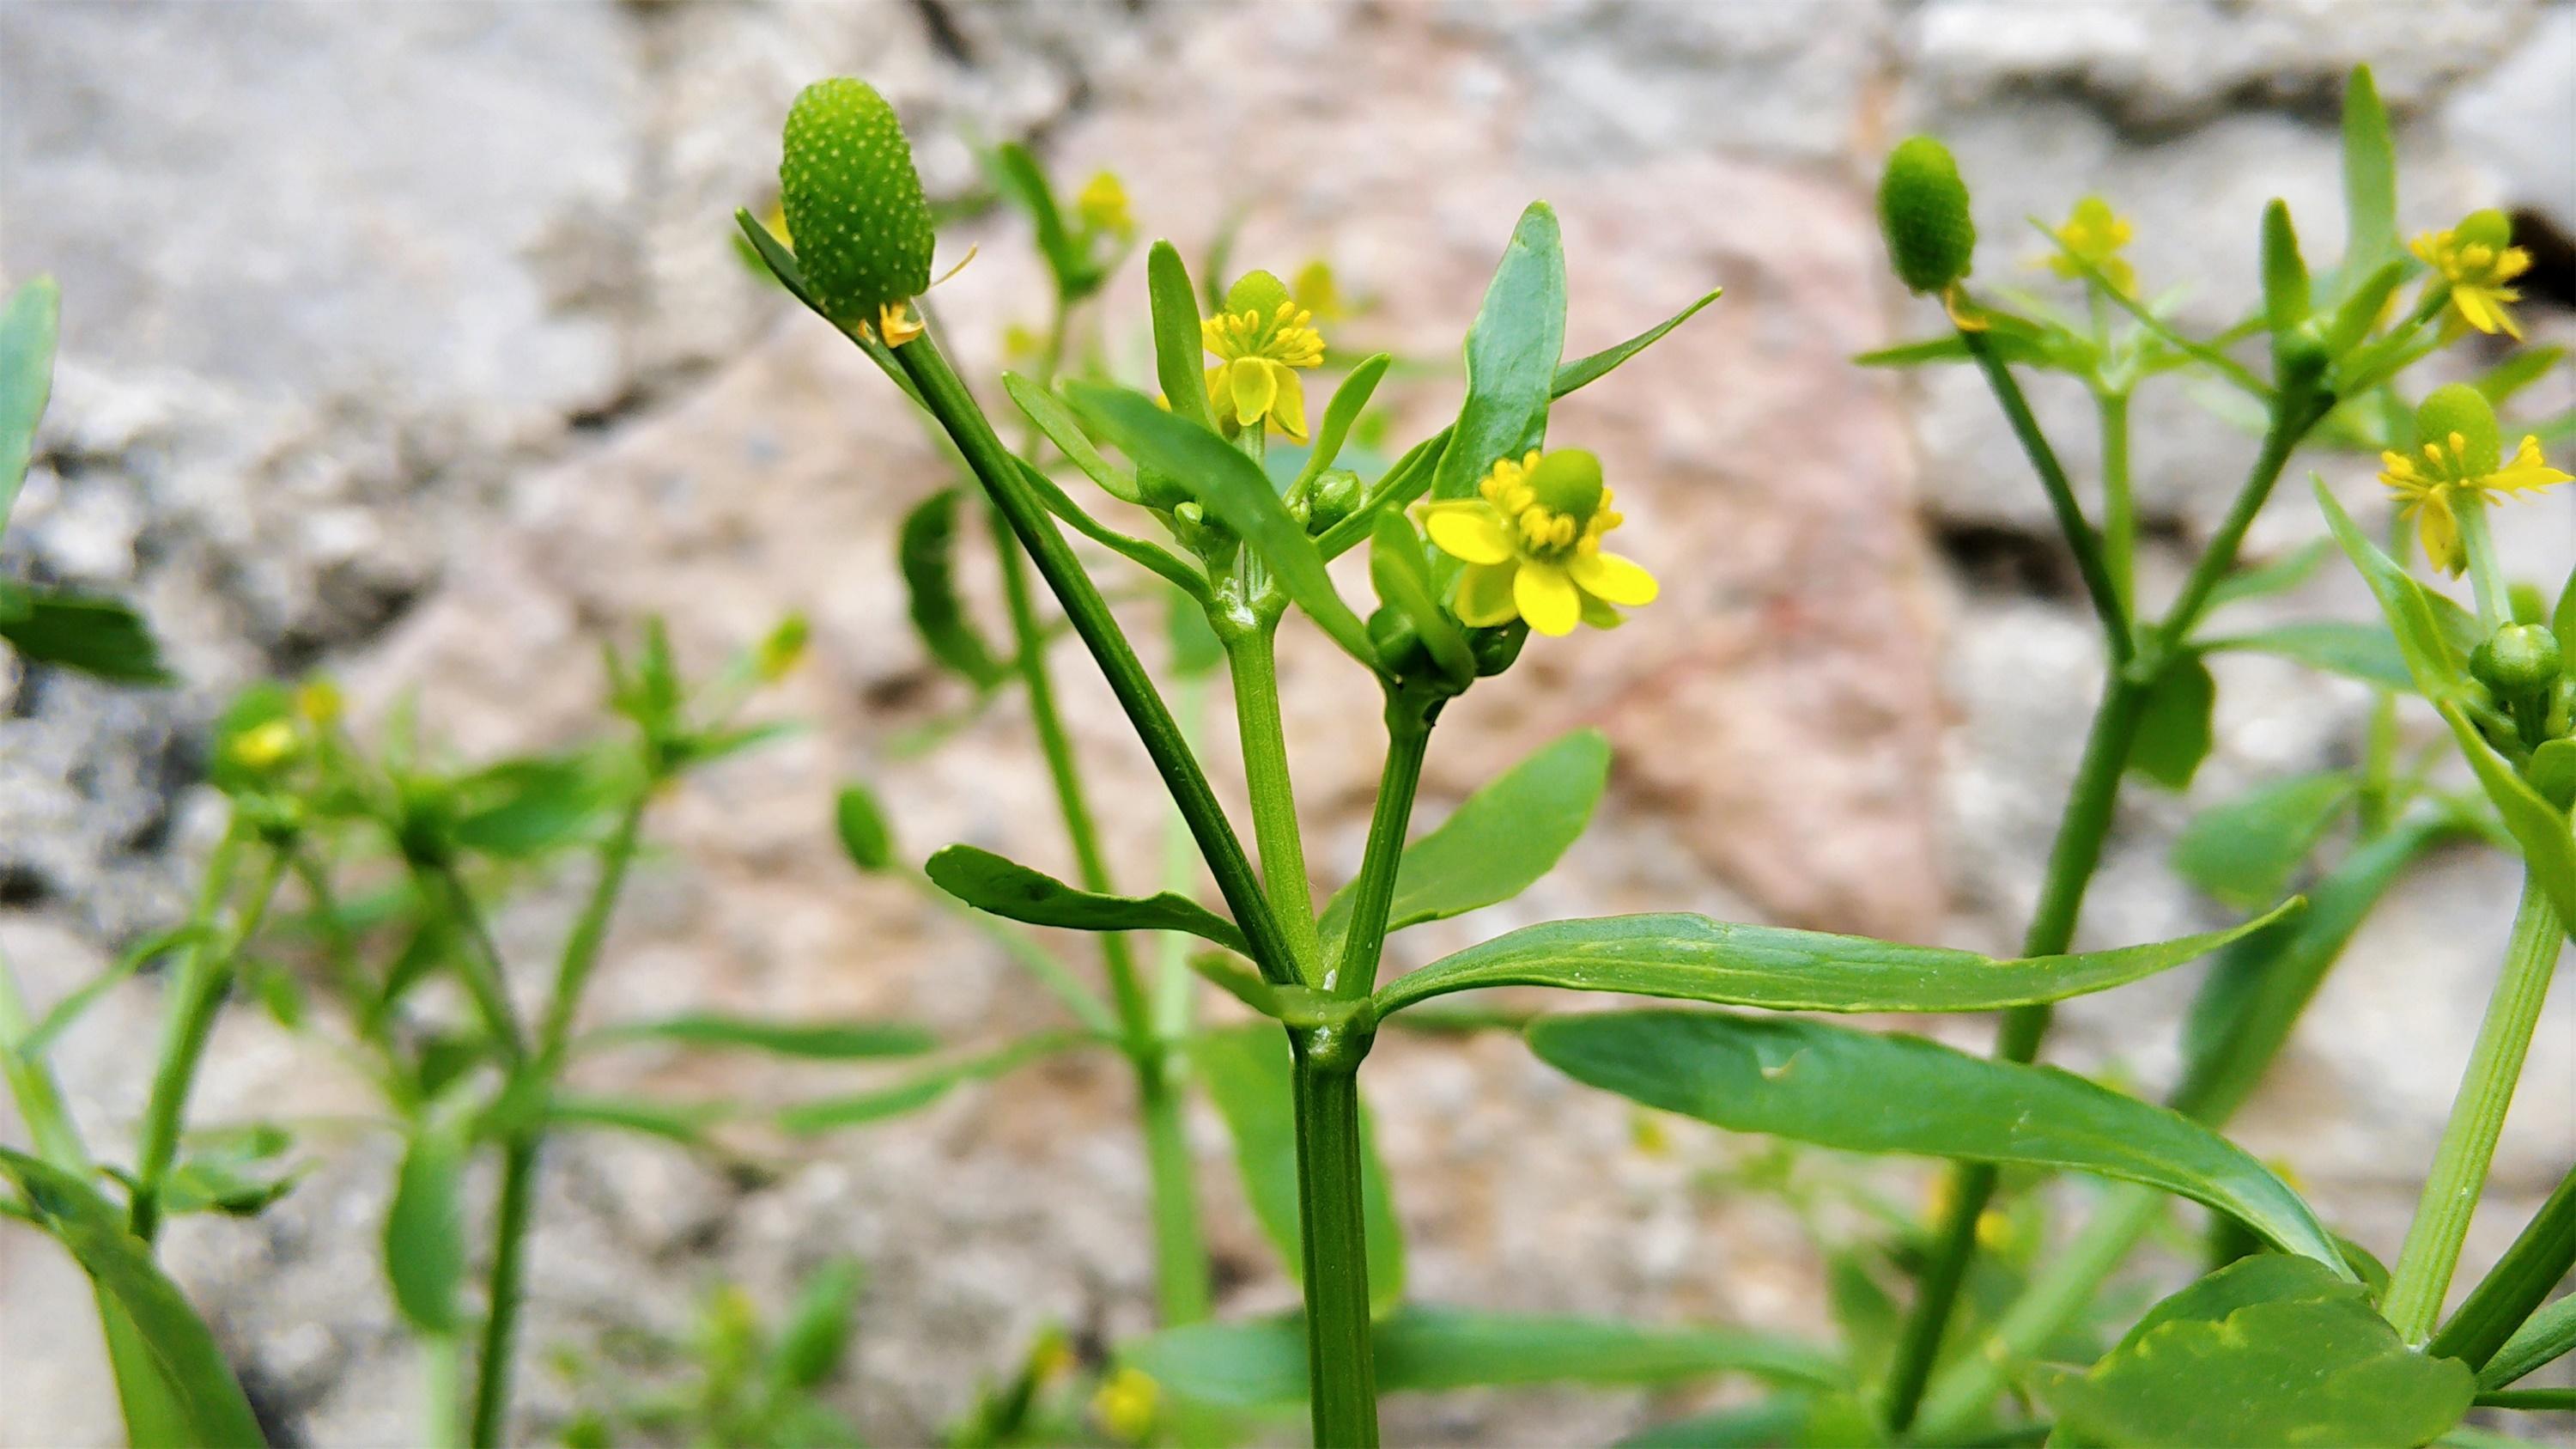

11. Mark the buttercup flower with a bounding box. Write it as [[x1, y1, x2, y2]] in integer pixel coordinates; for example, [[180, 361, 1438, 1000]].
[[2044, 196, 2137, 295], [1423, 448, 1659, 636], [230, 719, 300, 770], [1075, 170, 1134, 239], [1091, 1367, 1159, 1443], [1203, 271, 1325, 440], [2378, 386, 2570, 575], [2411, 209, 2532, 339]]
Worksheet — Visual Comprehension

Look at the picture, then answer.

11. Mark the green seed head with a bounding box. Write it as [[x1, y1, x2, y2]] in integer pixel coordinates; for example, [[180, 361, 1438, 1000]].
[[780, 78, 934, 325], [1528, 449, 1605, 522], [1224, 270, 1293, 319], [2455, 208, 2514, 252], [2472, 623, 2563, 699], [1879, 137, 1977, 295], [2415, 383, 2501, 476]]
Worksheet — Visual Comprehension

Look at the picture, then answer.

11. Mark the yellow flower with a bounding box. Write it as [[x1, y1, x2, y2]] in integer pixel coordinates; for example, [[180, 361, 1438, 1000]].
[[1074, 170, 1134, 239], [2379, 429, 2570, 576], [1422, 448, 1659, 637], [1203, 271, 1324, 441], [1091, 1367, 1159, 1443], [229, 719, 300, 770], [2044, 195, 2137, 295], [295, 679, 343, 727], [2412, 210, 2532, 339]]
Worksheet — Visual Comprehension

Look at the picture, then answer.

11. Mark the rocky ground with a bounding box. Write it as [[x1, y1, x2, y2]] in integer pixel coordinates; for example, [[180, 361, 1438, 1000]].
[[3, 3, 2571, 1445]]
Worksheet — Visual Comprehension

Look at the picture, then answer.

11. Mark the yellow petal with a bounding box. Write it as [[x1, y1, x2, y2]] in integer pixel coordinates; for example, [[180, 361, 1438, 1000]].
[[2485, 438, 2574, 495], [1205, 363, 1236, 425], [1569, 551, 1660, 607], [2417, 490, 2463, 575], [2452, 287, 2502, 336], [1515, 561, 1581, 636], [1424, 503, 1516, 565], [1455, 562, 1521, 626], [1232, 356, 1277, 427], [1268, 363, 1309, 441]]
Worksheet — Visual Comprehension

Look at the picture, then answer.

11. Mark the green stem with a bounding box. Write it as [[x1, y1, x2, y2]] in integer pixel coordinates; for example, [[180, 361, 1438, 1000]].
[[2095, 389, 2136, 618], [892, 332, 1300, 989], [424, 862, 530, 1064], [130, 839, 289, 1242], [467, 1133, 540, 1448], [1290, 1025, 1380, 1448], [1138, 1046, 1212, 1325], [2454, 493, 2510, 633], [1332, 697, 1436, 998], [2431, 1164, 2576, 1371], [1224, 623, 1326, 985], [1885, 672, 2149, 1433], [2151, 384, 2330, 645], [1961, 327, 2131, 660], [291, 848, 396, 1058], [422, 1332, 468, 1449], [534, 801, 647, 1073], [2385, 872, 2565, 1342]]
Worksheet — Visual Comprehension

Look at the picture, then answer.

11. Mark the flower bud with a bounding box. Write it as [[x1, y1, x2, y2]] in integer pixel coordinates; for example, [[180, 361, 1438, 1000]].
[[1878, 137, 1977, 295], [1305, 468, 1364, 535], [2415, 384, 2501, 475], [1528, 448, 1604, 522], [2472, 623, 2563, 701], [1367, 607, 1430, 680], [1471, 621, 1528, 678], [780, 78, 934, 326]]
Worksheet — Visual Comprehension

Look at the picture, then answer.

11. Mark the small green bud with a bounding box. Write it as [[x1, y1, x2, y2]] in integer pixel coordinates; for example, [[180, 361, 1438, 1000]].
[[1878, 137, 1977, 295], [780, 78, 935, 325], [1471, 621, 1529, 678], [1306, 468, 1364, 534], [2415, 384, 2501, 474], [1528, 449, 1604, 521], [2455, 208, 2514, 252], [1224, 270, 1292, 318], [2471, 624, 2563, 700], [1367, 607, 1430, 680]]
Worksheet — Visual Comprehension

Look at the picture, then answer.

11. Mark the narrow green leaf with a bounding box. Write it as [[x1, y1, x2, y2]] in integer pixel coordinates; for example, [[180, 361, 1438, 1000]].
[[777, 1032, 1092, 1135], [772, 1257, 866, 1391], [0, 590, 172, 684], [2202, 621, 2414, 691], [2481, 1294, 2576, 1389], [926, 843, 1249, 954], [1526, 1012, 2347, 1269], [1366, 513, 1475, 686], [582, 1014, 936, 1060], [451, 752, 619, 859], [384, 1119, 470, 1335], [1145, 242, 1216, 431], [2203, 539, 2332, 613], [1, 276, 59, 529], [2129, 654, 2216, 790], [2171, 771, 2360, 911], [1062, 381, 1378, 668], [2339, 65, 2398, 277], [1619, 1395, 1881, 1448], [1123, 1304, 1839, 1409], [21, 924, 207, 1060], [1194, 1025, 1405, 1318], [2315, 477, 2469, 699], [1002, 373, 1140, 503], [546, 1093, 732, 1147], [2432, 1166, 2576, 1373], [1552, 288, 1721, 398], [2259, 199, 2312, 344], [835, 784, 896, 873], [2476, 345, 2567, 411], [898, 488, 1011, 690], [2437, 701, 2576, 938], [1430, 203, 1566, 501], [1377, 898, 2300, 1020], [2324, 258, 2410, 356], [0, 1148, 268, 1448], [731, 210, 921, 408], [1321, 730, 1610, 958], [2035, 1256, 2469, 1447], [987, 143, 1080, 292], [1006, 454, 1209, 600], [1292, 352, 1391, 492]]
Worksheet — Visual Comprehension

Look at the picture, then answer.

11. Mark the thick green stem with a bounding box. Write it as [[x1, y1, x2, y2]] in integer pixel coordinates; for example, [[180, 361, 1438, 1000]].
[[1225, 624, 1326, 985], [1884, 672, 2149, 1432], [2432, 1164, 2576, 1370], [2385, 873, 2565, 1342], [1290, 1025, 1380, 1447], [467, 1133, 540, 1448], [1961, 328, 2131, 660], [131, 839, 289, 1242], [893, 332, 1299, 989], [1333, 697, 1436, 998], [2096, 390, 2136, 617]]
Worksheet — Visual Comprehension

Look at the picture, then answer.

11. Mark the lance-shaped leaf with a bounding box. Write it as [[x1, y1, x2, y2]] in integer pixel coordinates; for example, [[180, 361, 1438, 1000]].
[[1526, 1012, 2348, 1269], [580, 1014, 937, 1060], [2, 275, 59, 527], [1375, 898, 2300, 1020], [1366, 513, 1474, 688], [1123, 1304, 1838, 1409], [776, 1031, 1091, 1135], [1552, 288, 1722, 394], [1431, 203, 1566, 502], [2338, 65, 2399, 283], [1063, 381, 1378, 668], [1194, 1025, 1405, 1318], [1292, 352, 1392, 492], [2202, 620, 2414, 692], [0, 591, 172, 685], [898, 488, 1010, 689], [2439, 701, 2576, 939], [2316, 478, 2469, 698], [1321, 729, 1611, 959], [1145, 241, 1217, 431], [0, 1148, 269, 1448], [383, 1117, 470, 1335], [927, 843, 1249, 955], [2034, 1256, 2470, 1447], [1002, 373, 1140, 503], [2170, 770, 2360, 911]]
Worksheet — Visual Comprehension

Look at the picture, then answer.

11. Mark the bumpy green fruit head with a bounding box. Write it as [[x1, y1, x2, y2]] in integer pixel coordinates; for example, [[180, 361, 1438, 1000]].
[[1878, 136, 1977, 295], [1528, 448, 1605, 521], [1224, 270, 1293, 319], [2415, 383, 2501, 476], [780, 78, 934, 325], [2455, 208, 2514, 252]]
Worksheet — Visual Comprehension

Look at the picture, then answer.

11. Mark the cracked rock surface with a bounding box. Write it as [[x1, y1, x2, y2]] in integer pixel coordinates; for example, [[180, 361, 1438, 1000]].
[[3, 3, 2571, 1444]]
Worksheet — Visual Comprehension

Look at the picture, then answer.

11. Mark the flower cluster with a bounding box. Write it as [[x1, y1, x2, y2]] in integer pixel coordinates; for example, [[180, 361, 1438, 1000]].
[[2378, 387, 2571, 575], [2044, 196, 2137, 295], [2411, 209, 2532, 339]]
